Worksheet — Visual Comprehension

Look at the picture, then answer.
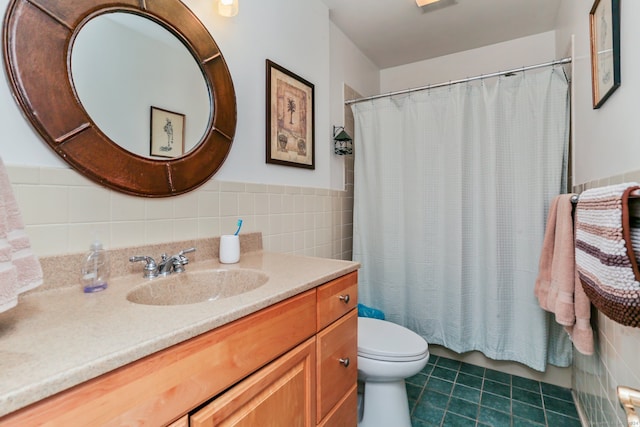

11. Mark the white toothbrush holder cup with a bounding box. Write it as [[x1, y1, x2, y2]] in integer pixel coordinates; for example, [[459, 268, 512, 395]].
[[219, 235, 240, 264]]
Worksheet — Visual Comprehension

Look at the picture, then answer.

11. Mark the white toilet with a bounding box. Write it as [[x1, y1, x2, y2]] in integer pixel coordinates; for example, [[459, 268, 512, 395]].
[[357, 317, 430, 427]]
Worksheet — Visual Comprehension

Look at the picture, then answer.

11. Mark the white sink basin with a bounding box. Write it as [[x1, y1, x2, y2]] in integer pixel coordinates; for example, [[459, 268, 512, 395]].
[[126, 269, 269, 306]]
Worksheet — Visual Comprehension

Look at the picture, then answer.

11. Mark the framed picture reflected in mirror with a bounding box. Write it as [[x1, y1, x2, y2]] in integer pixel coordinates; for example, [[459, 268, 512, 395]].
[[150, 106, 185, 158]]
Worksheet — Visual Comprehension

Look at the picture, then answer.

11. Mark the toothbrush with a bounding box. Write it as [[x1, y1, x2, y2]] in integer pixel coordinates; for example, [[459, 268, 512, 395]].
[[234, 219, 243, 236]]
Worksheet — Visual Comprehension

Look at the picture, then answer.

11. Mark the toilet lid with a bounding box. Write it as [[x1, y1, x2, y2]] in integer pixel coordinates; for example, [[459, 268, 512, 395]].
[[358, 317, 429, 362]]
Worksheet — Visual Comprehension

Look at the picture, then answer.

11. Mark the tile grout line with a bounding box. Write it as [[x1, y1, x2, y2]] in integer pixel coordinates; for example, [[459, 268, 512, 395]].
[[538, 381, 549, 427]]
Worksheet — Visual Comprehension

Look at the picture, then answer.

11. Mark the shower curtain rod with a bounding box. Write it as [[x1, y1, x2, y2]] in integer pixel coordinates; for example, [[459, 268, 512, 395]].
[[344, 57, 572, 106]]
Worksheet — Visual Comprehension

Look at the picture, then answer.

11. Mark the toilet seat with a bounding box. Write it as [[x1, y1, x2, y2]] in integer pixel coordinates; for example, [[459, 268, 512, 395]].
[[358, 317, 429, 362]]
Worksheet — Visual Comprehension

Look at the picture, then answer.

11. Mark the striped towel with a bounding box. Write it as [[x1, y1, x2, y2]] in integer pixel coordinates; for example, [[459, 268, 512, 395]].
[[575, 182, 640, 327]]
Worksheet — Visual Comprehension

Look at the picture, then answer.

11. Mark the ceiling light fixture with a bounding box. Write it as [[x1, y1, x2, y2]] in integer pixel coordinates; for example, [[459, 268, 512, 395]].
[[416, 0, 440, 6], [218, 0, 238, 17]]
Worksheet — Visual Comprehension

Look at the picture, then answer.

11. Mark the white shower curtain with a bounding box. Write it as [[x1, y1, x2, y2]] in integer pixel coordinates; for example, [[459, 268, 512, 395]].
[[352, 68, 572, 371]]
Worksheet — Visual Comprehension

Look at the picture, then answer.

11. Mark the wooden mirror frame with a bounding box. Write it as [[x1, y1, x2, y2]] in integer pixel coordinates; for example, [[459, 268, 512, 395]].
[[3, 0, 236, 197]]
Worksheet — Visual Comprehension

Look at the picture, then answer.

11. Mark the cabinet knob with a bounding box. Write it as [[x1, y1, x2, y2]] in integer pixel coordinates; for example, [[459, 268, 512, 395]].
[[339, 357, 350, 368], [339, 294, 350, 304]]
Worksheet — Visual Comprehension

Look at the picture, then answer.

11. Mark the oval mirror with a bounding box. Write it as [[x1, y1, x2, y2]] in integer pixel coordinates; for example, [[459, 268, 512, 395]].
[[71, 12, 211, 159], [3, 0, 237, 197]]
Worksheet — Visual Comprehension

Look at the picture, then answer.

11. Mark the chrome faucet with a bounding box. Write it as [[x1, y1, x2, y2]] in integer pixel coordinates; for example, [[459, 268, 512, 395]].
[[158, 247, 196, 275], [130, 247, 196, 279]]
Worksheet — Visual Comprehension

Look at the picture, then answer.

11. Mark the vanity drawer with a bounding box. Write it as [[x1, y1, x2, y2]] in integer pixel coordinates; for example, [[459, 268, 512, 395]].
[[316, 309, 358, 422], [317, 384, 357, 427], [317, 271, 357, 330]]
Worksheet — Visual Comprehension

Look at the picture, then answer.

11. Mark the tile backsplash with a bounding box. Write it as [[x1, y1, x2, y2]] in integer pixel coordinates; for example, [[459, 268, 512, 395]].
[[573, 169, 640, 426], [8, 165, 354, 260]]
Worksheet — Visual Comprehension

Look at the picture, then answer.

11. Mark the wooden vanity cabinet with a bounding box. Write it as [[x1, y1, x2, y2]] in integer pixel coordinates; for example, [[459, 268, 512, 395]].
[[0, 272, 358, 427], [190, 270, 359, 427], [0, 290, 317, 426]]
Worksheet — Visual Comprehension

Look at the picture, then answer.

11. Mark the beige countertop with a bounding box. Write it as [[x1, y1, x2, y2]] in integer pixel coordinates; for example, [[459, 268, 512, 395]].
[[0, 250, 359, 418]]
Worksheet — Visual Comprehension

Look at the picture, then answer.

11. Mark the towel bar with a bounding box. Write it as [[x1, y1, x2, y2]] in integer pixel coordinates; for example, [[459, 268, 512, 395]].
[[618, 386, 640, 426], [571, 189, 640, 205]]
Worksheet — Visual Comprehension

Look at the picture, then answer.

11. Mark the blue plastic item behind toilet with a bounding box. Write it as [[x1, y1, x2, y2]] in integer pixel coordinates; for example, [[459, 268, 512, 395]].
[[357, 303, 385, 320]]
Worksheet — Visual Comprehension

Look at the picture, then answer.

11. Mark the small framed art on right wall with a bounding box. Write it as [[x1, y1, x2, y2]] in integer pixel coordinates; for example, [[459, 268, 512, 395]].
[[589, 0, 621, 109]]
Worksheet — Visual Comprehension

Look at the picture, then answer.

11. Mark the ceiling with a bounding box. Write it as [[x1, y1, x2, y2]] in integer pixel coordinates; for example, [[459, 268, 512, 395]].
[[321, 0, 563, 69]]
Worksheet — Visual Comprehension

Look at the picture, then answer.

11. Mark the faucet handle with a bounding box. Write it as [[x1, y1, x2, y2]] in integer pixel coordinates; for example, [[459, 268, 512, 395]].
[[129, 255, 157, 266], [178, 247, 196, 264], [129, 256, 159, 279], [173, 247, 196, 273]]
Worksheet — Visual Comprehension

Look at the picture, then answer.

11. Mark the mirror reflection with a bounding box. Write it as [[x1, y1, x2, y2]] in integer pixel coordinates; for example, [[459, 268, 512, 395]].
[[71, 12, 211, 159]]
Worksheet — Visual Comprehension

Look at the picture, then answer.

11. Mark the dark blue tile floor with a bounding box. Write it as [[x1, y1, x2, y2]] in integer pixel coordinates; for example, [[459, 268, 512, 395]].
[[406, 355, 581, 427]]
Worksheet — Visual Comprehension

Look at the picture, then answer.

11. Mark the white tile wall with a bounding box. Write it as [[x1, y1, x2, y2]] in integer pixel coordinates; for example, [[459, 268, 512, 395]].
[[8, 165, 354, 261], [573, 170, 640, 427]]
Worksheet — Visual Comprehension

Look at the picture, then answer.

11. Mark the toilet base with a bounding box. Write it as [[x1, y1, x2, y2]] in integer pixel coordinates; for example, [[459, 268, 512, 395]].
[[358, 379, 411, 427]]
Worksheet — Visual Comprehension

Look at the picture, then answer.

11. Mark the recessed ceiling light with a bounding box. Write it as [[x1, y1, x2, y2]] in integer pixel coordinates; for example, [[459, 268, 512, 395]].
[[416, 0, 441, 6]]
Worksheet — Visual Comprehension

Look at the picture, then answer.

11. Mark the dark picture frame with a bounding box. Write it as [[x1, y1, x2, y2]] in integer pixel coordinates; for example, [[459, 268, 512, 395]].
[[266, 60, 315, 169], [589, 0, 621, 109], [150, 106, 185, 158]]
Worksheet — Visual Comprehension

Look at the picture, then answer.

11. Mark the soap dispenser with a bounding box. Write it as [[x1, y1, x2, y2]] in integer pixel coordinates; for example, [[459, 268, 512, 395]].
[[81, 239, 110, 293]]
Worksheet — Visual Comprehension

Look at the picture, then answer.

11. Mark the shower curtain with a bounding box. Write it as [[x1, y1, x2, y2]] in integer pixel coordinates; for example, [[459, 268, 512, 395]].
[[352, 68, 572, 371]]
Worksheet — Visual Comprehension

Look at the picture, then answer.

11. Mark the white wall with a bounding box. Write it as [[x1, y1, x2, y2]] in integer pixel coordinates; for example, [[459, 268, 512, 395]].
[[0, 0, 380, 256], [556, 1, 640, 425], [0, 0, 339, 190], [557, 0, 640, 186], [380, 31, 557, 93], [329, 22, 380, 189]]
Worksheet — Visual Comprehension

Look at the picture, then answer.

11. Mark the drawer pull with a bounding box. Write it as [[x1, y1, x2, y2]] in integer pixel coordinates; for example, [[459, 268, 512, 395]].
[[339, 357, 350, 368], [339, 294, 350, 304]]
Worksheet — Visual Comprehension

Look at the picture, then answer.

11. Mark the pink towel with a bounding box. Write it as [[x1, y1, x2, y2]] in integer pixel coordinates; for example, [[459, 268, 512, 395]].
[[0, 157, 42, 313], [534, 196, 559, 310], [535, 194, 594, 355]]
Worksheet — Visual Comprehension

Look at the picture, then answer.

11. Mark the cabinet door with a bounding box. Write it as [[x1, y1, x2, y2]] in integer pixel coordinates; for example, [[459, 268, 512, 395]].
[[316, 309, 358, 422], [190, 338, 316, 427]]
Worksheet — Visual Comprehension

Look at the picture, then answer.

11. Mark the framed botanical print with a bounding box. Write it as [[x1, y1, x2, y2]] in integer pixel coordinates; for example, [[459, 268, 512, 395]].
[[266, 60, 315, 169], [589, 0, 621, 109]]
